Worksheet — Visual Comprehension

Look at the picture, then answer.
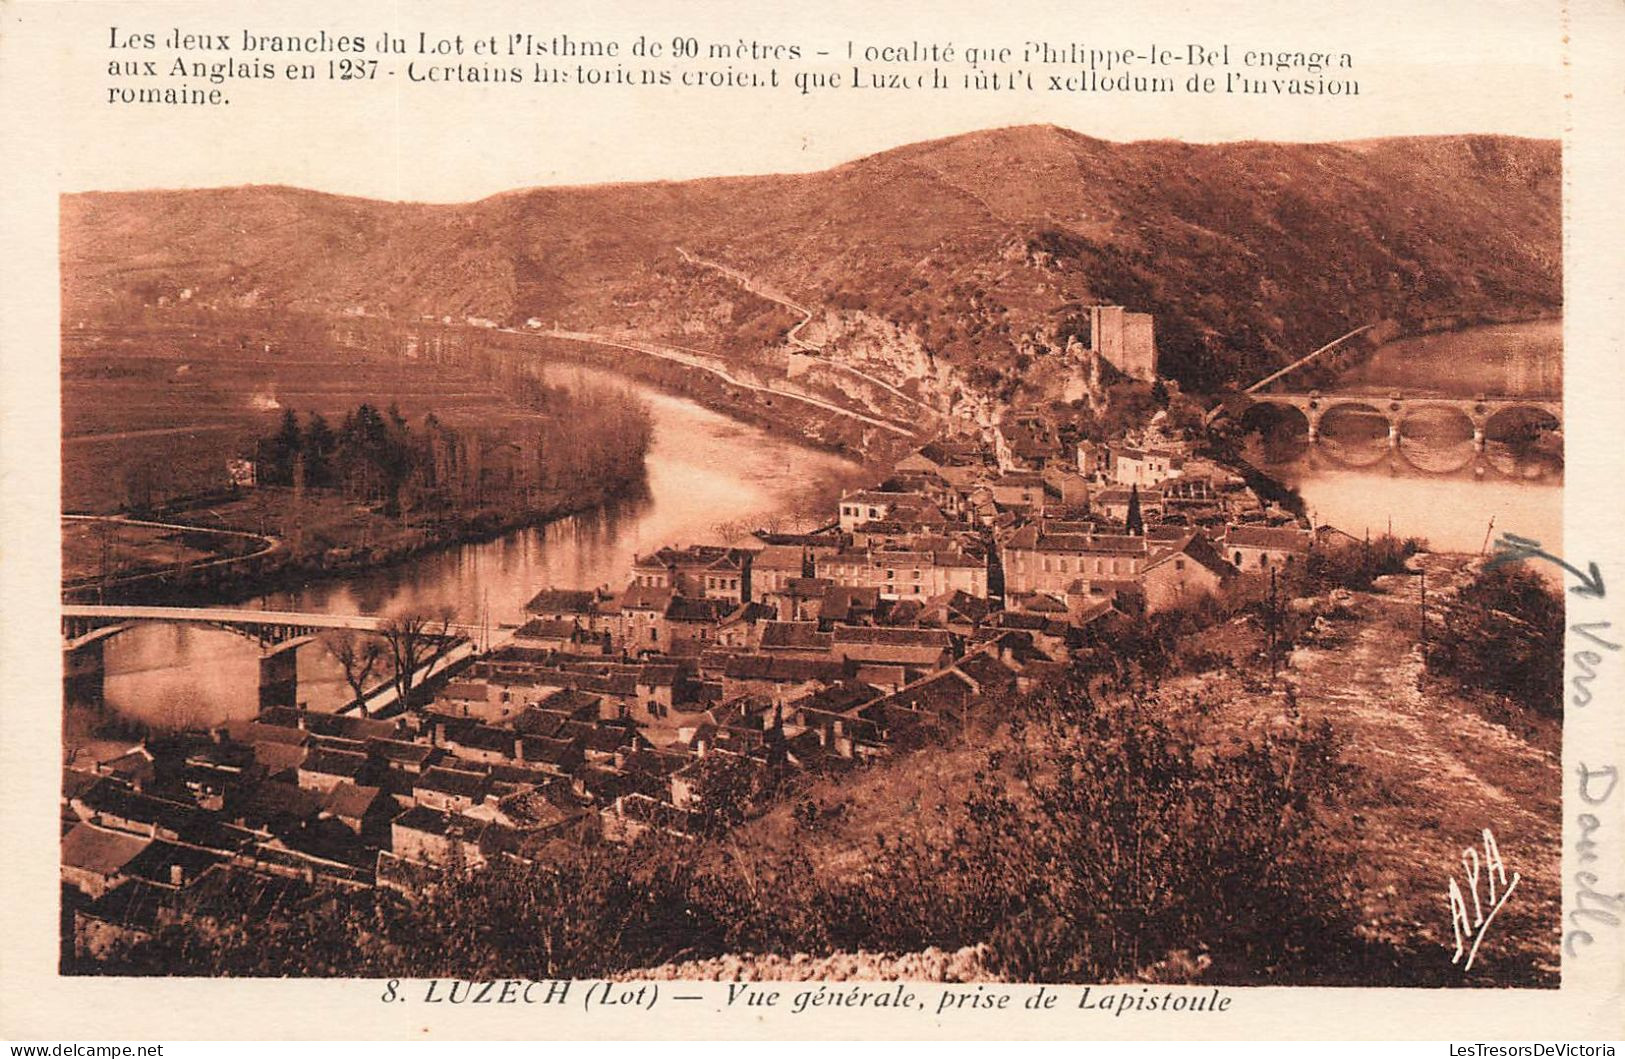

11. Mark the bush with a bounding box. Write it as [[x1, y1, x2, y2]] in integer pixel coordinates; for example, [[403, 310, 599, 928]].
[[1306, 534, 1421, 592], [85, 670, 1371, 984], [1428, 564, 1563, 719]]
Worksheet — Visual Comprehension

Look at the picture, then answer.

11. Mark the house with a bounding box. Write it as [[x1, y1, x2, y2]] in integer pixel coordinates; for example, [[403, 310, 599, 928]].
[[830, 626, 954, 674], [294, 748, 368, 793], [663, 595, 733, 651], [94, 746, 157, 790], [751, 544, 808, 599], [632, 545, 753, 603], [511, 618, 599, 654], [224, 778, 325, 835], [517, 735, 585, 777], [995, 415, 1062, 471], [413, 767, 491, 813], [1001, 524, 1150, 596], [785, 682, 887, 758], [119, 839, 223, 891], [445, 724, 523, 765], [819, 584, 881, 626], [1076, 440, 1112, 479], [815, 546, 988, 602], [920, 589, 993, 636], [390, 805, 494, 869], [321, 782, 393, 837], [761, 575, 833, 622], [1113, 447, 1184, 487], [634, 662, 684, 717], [1093, 486, 1165, 525], [837, 490, 912, 533], [950, 649, 1022, 696], [896, 439, 987, 492], [1140, 533, 1237, 613], [722, 655, 851, 705], [602, 793, 698, 842], [715, 601, 776, 649], [616, 582, 673, 653], [1044, 466, 1092, 509], [365, 736, 439, 775], [61, 822, 151, 898], [758, 621, 835, 658], [988, 471, 1047, 511], [523, 588, 600, 622], [73, 878, 169, 959], [1220, 524, 1313, 572]]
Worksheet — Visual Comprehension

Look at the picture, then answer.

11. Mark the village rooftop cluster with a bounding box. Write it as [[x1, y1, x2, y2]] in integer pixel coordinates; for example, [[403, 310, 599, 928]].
[[62, 412, 1334, 958]]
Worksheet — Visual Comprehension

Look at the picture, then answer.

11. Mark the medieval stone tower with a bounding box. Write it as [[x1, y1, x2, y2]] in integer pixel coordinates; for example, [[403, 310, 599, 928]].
[[1089, 305, 1159, 382]]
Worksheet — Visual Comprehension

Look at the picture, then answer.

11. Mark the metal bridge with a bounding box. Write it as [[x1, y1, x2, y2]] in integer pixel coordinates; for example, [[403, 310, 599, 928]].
[[61, 604, 501, 717]]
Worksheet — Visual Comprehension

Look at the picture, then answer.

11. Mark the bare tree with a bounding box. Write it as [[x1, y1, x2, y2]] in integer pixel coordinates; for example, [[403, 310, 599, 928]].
[[710, 518, 750, 545], [378, 606, 456, 712], [324, 630, 390, 716]]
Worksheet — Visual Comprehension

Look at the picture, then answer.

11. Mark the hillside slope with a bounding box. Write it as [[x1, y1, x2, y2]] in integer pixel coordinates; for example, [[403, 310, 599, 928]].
[[62, 126, 1561, 392]]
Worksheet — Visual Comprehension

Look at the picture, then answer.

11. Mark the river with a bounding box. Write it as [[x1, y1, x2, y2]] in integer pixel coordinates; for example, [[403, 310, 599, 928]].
[[1251, 319, 1562, 556], [93, 362, 859, 726], [87, 321, 1565, 729]]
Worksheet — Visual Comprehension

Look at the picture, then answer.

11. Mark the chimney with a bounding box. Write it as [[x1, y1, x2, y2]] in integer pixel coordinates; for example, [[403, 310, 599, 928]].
[[514, 737, 525, 761], [170, 864, 184, 887]]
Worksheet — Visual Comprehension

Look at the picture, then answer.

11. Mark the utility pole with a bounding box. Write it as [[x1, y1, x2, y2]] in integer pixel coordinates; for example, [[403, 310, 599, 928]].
[[1268, 567, 1279, 680], [1419, 568, 1428, 664]]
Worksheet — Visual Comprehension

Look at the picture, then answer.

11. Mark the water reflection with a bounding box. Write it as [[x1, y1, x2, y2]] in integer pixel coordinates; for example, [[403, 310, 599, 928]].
[[98, 363, 859, 726], [1262, 443, 1562, 556]]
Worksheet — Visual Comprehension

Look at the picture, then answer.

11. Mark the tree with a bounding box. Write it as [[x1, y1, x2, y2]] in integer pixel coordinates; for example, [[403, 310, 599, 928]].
[[324, 630, 390, 716], [303, 412, 337, 488], [378, 606, 456, 711], [1125, 483, 1144, 537], [265, 408, 304, 486]]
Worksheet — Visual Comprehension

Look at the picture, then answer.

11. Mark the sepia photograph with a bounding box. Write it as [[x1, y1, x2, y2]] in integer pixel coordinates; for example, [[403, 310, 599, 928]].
[[56, 123, 1565, 987], [4, 0, 1622, 1045]]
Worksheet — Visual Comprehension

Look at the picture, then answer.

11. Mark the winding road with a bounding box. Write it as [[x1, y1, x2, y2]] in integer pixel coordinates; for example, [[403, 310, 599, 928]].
[[674, 246, 943, 421], [62, 514, 283, 593]]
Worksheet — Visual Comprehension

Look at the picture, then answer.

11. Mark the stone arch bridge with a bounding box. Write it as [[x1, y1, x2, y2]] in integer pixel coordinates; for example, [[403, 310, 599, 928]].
[[1223, 390, 1561, 451]]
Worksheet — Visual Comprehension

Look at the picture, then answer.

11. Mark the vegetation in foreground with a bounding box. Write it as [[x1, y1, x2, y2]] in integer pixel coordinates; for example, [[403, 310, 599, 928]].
[[72, 677, 1363, 983]]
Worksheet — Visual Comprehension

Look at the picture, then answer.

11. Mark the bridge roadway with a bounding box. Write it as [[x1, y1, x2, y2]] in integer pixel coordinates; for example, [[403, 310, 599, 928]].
[[64, 603, 386, 641]]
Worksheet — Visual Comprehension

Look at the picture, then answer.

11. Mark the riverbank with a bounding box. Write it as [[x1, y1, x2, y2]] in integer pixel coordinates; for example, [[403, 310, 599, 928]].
[[504, 330, 924, 470], [63, 471, 649, 610]]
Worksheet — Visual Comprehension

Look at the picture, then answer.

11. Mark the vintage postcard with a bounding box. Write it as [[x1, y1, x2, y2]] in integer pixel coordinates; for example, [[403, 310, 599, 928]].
[[1, 0, 1622, 1043]]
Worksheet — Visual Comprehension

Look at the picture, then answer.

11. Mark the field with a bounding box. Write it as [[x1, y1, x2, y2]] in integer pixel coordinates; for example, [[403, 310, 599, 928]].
[[62, 314, 523, 514]]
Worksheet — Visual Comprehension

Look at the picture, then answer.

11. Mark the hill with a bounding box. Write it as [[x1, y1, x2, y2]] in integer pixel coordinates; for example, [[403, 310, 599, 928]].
[[61, 126, 1561, 393]]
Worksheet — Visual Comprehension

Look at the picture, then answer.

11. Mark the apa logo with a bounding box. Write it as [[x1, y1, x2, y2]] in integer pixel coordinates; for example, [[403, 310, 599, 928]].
[[1446, 827, 1521, 972]]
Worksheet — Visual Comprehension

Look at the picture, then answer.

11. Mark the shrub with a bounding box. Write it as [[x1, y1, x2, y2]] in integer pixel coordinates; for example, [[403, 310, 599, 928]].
[[1427, 563, 1563, 719]]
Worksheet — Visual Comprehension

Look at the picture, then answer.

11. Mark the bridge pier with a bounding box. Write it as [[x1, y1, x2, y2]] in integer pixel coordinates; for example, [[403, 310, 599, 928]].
[[258, 641, 301, 710], [64, 638, 106, 709]]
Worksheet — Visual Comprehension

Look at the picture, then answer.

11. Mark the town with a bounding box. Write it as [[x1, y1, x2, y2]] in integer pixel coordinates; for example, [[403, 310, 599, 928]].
[[61, 321, 1348, 960]]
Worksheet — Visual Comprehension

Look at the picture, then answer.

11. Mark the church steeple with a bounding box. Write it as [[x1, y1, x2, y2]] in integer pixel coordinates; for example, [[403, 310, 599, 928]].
[[1126, 482, 1144, 536]]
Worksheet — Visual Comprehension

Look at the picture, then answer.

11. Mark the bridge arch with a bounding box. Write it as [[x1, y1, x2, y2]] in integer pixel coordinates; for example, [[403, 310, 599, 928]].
[[1236, 400, 1311, 463], [1393, 402, 1479, 473], [1481, 404, 1563, 479]]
